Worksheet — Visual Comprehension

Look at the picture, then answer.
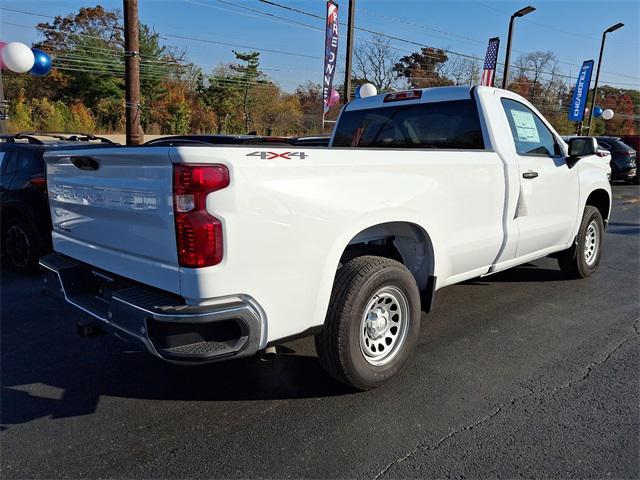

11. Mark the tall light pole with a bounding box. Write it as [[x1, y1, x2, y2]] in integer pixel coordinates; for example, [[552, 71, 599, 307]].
[[502, 5, 536, 90], [343, 0, 356, 102], [586, 22, 624, 135]]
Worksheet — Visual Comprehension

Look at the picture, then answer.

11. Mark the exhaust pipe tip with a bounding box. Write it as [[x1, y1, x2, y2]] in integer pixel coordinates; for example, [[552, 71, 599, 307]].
[[77, 321, 105, 338], [260, 346, 277, 362]]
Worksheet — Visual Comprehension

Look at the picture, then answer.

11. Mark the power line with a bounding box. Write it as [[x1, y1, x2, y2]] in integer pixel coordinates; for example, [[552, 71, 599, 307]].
[[477, 1, 640, 47], [254, 0, 639, 87], [2, 6, 638, 90], [185, 0, 323, 32], [162, 32, 320, 59]]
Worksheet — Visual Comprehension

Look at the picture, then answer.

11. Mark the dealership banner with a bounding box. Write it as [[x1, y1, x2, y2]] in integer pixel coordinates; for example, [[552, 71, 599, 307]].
[[568, 60, 594, 122], [323, 1, 339, 113]]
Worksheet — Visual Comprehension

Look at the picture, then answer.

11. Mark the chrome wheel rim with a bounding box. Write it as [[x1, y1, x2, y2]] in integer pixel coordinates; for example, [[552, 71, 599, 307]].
[[6, 225, 30, 269], [584, 220, 599, 266], [359, 286, 410, 366]]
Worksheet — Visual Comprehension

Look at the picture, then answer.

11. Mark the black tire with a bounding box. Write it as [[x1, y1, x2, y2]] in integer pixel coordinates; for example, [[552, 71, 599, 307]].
[[315, 255, 421, 390], [2, 216, 43, 274], [557, 206, 604, 279]]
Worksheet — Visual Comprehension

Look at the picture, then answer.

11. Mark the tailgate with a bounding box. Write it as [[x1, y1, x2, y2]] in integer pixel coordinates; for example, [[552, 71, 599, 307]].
[[44, 147, 180, 294]]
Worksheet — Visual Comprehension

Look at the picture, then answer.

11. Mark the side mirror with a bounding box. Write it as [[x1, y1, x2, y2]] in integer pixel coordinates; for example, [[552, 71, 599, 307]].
[[568, 137, 597, 158]]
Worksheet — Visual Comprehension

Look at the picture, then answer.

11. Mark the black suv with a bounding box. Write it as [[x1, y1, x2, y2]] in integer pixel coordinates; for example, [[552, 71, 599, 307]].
[[1, 133, 117, 273], [595, 136, 638, 184]]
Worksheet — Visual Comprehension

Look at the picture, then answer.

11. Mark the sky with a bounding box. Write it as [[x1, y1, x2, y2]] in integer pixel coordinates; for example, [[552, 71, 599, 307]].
[[1, 0, 639, 93]]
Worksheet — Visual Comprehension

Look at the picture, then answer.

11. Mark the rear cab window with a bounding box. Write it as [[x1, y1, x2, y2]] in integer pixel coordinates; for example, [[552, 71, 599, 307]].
[[332, 99, 485, 150]]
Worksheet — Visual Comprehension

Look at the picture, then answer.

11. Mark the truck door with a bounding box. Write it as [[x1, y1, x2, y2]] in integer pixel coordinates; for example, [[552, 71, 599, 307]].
[[500, 98, 580, 258]]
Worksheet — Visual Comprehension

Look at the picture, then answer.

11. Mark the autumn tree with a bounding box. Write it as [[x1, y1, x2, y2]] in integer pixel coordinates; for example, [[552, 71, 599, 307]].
[[197, 66, 244, 134], [594, 86, 637, 135], [33, 6, 124, 109], [295, 82, 323, 134], [441, 57, 481, 86], [514, 51, 557, 85], [231, 51, 267, 132], [354, 35, 399, 91], [393, 47, 453, 88]]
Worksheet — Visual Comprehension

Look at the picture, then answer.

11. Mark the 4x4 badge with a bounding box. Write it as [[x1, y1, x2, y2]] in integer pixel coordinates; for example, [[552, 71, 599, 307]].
[[246, 151, 308, 160]]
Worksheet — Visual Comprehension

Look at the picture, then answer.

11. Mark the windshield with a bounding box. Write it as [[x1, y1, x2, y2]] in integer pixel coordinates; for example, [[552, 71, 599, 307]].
[[332, 99, 484, 150]]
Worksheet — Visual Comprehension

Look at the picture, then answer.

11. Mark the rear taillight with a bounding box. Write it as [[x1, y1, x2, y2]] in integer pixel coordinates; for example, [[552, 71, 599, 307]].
[[29, 174, 47, 191], [173, 164, 229, 268]]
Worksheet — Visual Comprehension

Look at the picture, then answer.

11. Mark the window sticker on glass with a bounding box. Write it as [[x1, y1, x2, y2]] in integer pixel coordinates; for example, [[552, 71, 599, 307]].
[[510, 109, 540, 143]]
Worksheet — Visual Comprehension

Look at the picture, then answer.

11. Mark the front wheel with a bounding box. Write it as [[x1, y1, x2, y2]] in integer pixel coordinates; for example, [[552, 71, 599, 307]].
[[557, 206, 604, 279], [315, 255, 421, 390]]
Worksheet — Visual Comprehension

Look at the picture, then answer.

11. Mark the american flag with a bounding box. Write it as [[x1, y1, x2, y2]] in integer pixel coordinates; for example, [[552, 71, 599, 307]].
[[481, 37, 500, 87]]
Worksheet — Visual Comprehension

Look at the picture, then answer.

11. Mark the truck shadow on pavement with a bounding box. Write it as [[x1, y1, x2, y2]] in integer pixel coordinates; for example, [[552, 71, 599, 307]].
[[0, 247, 621, 429], [1, 330, 353, 429]]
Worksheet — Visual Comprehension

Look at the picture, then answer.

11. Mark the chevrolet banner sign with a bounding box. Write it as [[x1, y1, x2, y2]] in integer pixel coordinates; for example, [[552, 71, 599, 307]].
[[568, 60, 594, 122]]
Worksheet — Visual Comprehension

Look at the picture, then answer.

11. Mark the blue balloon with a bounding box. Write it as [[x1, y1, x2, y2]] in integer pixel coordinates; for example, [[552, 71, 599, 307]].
[[29, 48, 52, 76], [354, 85, 362, 99], [593, 106, 604, 118]]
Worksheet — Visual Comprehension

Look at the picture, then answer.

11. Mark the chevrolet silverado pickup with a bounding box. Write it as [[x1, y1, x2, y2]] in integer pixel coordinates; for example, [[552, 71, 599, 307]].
[[40, 86, 611, 390]]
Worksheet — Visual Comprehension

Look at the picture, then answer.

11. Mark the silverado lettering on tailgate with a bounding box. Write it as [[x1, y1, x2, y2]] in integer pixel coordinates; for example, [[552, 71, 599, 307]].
[[48, 183, 159, 211]]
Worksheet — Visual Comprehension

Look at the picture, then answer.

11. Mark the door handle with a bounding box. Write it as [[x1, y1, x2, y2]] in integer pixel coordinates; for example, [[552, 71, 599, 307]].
[[522, 170, 539, 179]]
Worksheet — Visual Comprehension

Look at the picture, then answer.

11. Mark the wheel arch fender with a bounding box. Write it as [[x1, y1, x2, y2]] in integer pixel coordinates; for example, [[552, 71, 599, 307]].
[[572, 184, 611, 241], [311, 209, 439, 328], [570, 163, 612, 240]]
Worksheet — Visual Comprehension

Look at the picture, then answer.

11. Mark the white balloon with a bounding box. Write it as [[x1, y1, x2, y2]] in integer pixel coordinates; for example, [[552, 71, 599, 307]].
[[602, 109, 614, 120], [359, 83, 378, 98], [1, 42, 35, 73]]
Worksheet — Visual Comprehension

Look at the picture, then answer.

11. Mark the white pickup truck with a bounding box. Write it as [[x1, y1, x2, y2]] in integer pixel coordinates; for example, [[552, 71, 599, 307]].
[[41, 86, 611, 390]]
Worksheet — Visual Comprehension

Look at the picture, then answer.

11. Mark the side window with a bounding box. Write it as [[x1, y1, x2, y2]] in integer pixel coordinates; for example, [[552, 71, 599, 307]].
[[501, 98, 560, 156], [598, 141, 611, 150], [1, 151, 17, 175], [0, 151, 5, 173], [15, 150, 33, 173]]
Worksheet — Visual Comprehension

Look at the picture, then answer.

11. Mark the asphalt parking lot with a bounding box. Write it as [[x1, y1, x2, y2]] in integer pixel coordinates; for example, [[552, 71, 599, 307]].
[[1, 184, 639, 479]]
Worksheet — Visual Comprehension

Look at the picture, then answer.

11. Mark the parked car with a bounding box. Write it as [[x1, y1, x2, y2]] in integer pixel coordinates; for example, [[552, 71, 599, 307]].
[[595, 136, 638, 184], [291, 135, 331, 147], [145, 134, 331, 147], [40, 86, 611, 390], [618, 135, 639, 184], [145, 134, 295, 147], [563, 136, 612, 181], [0, 133, 117, 273]]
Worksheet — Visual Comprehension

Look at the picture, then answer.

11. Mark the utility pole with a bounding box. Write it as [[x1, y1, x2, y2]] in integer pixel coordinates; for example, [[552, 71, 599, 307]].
[[343, 0, 356, 102], [0, 69, 7, 135], [123, 0, 143, 145], [586, 22, 624, 135]]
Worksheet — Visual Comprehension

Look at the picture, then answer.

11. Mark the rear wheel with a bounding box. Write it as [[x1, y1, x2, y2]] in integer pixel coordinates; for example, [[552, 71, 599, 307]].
[[315, 255, 421, 390], [558, 206, 604, 279], [2, 216, 43, 274]]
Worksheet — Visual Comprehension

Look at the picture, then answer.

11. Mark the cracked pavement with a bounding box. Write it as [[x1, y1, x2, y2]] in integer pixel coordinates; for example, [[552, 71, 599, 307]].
[[2, 185, 639, 479]]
